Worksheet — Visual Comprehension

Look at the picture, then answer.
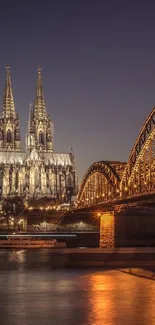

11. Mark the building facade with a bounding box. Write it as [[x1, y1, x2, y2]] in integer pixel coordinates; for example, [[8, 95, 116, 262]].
[[0, 67, 77, 202]]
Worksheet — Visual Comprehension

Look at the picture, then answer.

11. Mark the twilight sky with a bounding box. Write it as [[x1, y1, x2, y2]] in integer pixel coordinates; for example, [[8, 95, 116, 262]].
[[0, 0, 155, 182]]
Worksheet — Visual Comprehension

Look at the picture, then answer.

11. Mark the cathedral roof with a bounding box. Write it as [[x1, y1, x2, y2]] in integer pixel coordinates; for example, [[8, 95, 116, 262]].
[[27, 148, 39, 161], [0, 150, 73, 166], [42, 152, 73, 166], [0, 151, 25, 164]]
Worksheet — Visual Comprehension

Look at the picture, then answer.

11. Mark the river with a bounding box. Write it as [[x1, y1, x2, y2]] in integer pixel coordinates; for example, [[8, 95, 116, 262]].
[[0, 249, 155, 325]]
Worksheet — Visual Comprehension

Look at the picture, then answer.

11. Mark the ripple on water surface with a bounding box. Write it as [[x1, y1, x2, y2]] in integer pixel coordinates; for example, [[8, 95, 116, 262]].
[[0, 249, 155, 325]]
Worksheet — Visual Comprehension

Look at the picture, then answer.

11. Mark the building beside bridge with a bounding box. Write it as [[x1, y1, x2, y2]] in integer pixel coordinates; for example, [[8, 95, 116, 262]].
[[0, 67, 77, 202]]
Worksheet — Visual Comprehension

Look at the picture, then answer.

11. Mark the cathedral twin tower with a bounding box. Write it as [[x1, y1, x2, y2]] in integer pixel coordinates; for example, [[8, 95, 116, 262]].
[[0, 67, 76, 200], [0, 66, 53, 153]]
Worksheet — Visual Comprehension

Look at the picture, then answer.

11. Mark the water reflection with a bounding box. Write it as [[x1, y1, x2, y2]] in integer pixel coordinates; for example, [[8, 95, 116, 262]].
[[88, 272, 155, 325], [88, 273, 115, 324], [0, 250, 155, 325]]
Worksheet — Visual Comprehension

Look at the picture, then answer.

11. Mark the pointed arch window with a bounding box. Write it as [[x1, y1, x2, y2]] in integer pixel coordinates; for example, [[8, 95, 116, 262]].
[[7, 129, 12, 143], [66, 174, 72, 187], [39, 131, 44, 145]]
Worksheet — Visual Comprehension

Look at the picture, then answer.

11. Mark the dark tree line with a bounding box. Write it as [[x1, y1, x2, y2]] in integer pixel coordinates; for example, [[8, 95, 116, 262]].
[[2, 196, 25, 230]]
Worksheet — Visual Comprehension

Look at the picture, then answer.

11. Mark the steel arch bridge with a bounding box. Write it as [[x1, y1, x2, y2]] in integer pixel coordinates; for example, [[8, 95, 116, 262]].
[[78, 160, 126, 205], [78, 107, 155, 207]]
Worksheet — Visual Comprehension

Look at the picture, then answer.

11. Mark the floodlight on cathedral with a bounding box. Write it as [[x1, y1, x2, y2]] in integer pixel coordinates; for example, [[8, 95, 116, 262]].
[[0, 67, 78, 203]]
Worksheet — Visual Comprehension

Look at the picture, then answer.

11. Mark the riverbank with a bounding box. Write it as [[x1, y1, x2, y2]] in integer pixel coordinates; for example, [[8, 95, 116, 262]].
[[60, 247, 155, 267], [118, 268, 155, 280]]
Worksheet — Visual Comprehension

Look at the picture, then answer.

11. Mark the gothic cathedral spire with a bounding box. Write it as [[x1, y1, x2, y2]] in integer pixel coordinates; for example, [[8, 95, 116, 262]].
[[33, 68, 46, 118], [26, 68, 53, 153], [0, 66, 21, 151], [2, 66, 15, 118]]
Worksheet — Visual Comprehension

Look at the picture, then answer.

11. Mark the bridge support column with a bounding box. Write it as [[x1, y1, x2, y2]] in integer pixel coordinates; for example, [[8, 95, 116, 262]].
[[100, 211, 115, 248]]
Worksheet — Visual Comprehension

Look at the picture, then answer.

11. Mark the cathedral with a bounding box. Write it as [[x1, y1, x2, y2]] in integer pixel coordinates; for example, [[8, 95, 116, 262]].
[[0, 67, 77, 202]]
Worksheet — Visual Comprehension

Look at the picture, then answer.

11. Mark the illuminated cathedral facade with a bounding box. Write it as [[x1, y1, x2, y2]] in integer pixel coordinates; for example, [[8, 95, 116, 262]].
[[0, 67, 77, 202]]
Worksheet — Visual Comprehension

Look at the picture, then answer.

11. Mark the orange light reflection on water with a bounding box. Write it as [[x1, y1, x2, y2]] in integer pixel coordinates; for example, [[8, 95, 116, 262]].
[[85, 270, 155, 325], [87, 272, 115, 325]]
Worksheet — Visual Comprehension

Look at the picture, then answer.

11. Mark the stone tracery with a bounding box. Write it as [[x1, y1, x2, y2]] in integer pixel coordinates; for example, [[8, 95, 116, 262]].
[[0, 67, 77, 202]]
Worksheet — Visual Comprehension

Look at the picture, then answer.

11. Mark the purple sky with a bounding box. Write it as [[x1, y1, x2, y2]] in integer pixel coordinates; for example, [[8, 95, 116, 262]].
[[0, 0, 155, 181]]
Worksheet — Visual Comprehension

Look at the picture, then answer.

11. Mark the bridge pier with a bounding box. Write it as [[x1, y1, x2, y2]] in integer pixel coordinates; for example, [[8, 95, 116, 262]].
[[99, 211, 115, 248]]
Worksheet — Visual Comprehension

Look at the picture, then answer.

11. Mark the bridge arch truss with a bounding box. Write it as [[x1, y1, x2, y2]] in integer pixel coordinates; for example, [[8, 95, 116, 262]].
[[120, 107, 155, 197], [78, 161, 125, 206]]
